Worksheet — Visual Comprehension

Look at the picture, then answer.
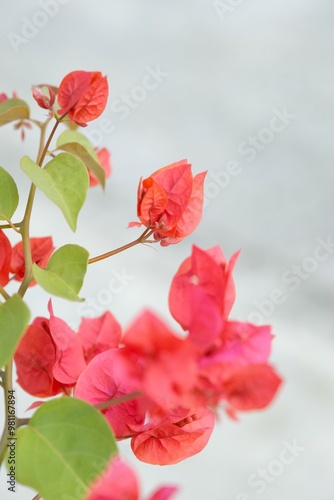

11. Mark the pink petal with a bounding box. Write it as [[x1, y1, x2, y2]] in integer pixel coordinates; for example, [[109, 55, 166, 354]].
[[148, 486, 179, 500], [48, 301, 86, 385], [223, 363, 283, 411], [75, 349, 146, 438], [71, 74, 108, 125], [174, 171, 206, 238], [86, 457, 139, 500], [58, 70, 93, 116], [128, 221, 143, 228], [89, 147, 112, 187], [138, 180, 168, 226], [131, 408, 215, 465], [0, 229, 12, 286], [217, 321, 273, 364], [14, 323, 63, 397], [77, 312, 122, 363], [25, 401, 45, 412]]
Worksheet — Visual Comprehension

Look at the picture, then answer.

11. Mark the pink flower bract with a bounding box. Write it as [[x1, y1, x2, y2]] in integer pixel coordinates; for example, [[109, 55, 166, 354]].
[[10, 236, 54, 285], [58, 70, 108, 126], [131, 407, 215, 465], [0, 229, 12, 286], [131, 160, 206, 246], [89, 147, 112, 187], [168, 245, 239, 349]]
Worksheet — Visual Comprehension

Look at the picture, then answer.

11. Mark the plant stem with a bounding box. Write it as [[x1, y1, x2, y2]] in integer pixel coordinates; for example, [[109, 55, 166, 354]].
[[0, 117, 61, 464], [0, 222, 22, 231], [95, 392, 142, 411], [0, 360, 13, 465], [16, 417, 30, 428], [0, 286, 10, 300], [88, 228, 154, 264], [18, 118, 61, 298]]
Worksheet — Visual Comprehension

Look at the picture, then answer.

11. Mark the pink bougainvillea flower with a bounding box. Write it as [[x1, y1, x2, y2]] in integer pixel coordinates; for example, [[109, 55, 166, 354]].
[[15, 301, 86, 397], [0, 229, 12, 286], [57, 70, 108, 126], [85, 456, 178, 500], [10, 236, 54, 285], [0, 93, 8, 103], [77, 311, 121, 363], [89, 147, 112, 187], [129, 160, 206, 246], [122, 310, 199, 411], [75, 349, 147, 438], [131, 407, 215, 465], [168, 245, 239, 349], [32, 85, 56, 110]]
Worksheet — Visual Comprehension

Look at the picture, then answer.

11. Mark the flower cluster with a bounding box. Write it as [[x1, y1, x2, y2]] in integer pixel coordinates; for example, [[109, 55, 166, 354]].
[[0, 69, 282, 500], [14, 245, 281, 470]]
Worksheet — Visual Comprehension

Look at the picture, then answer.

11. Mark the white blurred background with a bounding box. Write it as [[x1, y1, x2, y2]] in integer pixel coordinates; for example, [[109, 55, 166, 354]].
[[0, 1, 333, 498]]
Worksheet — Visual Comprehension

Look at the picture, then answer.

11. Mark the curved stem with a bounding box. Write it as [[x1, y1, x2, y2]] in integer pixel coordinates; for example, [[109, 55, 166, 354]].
[[88, 228, 154, 264]]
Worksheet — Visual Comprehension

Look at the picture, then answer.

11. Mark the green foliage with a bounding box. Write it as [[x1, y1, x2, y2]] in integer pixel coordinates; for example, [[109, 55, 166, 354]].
[[20, 153, 89, 231], [0, 166, 19, 220], [33, 244, 89, 301], [57, 130, 106, 188], [0, 295, 30, 369], [0, 98, 30, 126], [16, 397, 118, 500]]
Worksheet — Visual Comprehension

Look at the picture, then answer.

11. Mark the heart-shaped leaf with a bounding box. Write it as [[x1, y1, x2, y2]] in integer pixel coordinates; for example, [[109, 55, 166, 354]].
[[32, 244, 89, 301], [57, 130, 105, 188], [0, 294, 30, 369], [16, 397, 118, 500], [20, 153, 89, 231], [0, 98, 30, 126], [0, 166, 19, 220]]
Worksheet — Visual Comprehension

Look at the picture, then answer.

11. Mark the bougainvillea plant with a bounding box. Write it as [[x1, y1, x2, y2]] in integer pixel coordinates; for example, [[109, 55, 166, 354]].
[[0, 71, 282, 500]]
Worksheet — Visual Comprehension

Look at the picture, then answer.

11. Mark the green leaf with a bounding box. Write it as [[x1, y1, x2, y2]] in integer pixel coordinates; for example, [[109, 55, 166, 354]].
[[0, 295, 30, 369], [0, 166, 19, 220], [57, 130, 98, 161], [33, 244, 89, 301], [0, 98, 30, 126], [16, 397, 118, 500], [57, 130, 105, 188], [20, 153, 89, 231]]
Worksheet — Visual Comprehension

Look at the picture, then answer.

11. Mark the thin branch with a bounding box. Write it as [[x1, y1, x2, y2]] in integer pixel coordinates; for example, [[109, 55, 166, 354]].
[[95, 392, 141, 411], [88, 229, 154, 264], [0, 286, 10, 300], [18, 118, 61, 298], [0, 221, 22, 231], [16, 417, 30, 428]]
